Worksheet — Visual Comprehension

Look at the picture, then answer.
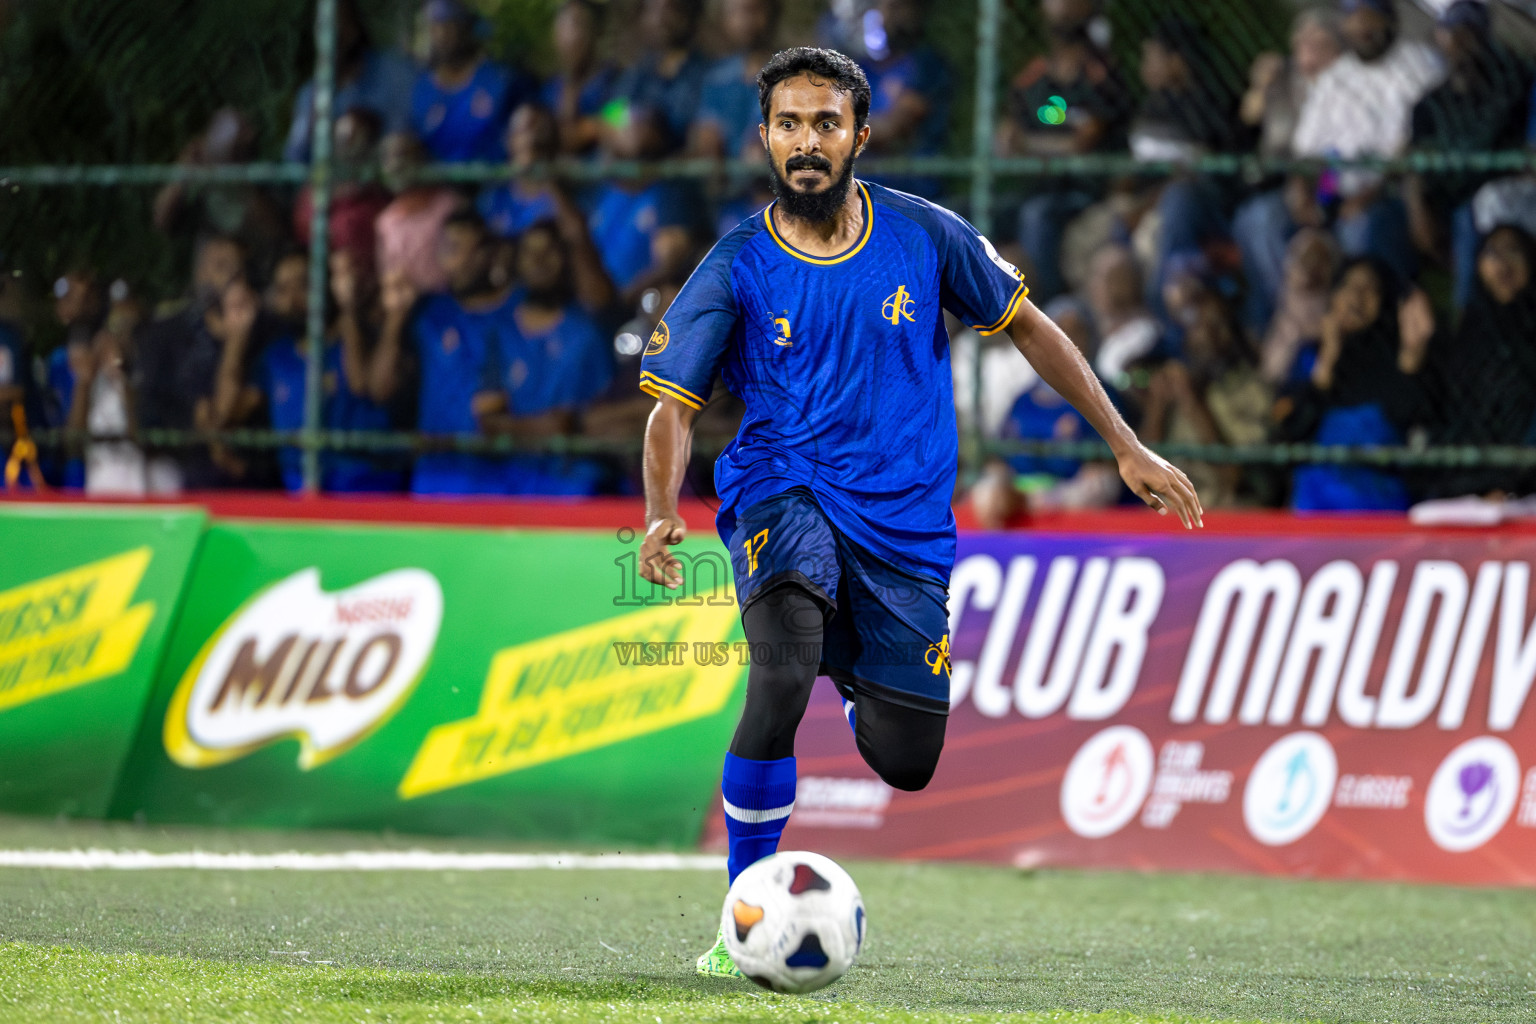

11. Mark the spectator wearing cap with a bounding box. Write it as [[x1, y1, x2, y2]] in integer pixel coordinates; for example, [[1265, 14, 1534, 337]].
[[587, 107, 695, 308], [480, 220, 614, 495], [284, 0, 416, 163], [1407, 0, 1532, 311], [997, 0, 1132, 303], [859, 0, 952, 194], [610, 0, 711, 152], [542, 0, 617, 157], [1290, 0, 1445, 285], [410, 0, 533, 164], [374, 132, 467, 295]]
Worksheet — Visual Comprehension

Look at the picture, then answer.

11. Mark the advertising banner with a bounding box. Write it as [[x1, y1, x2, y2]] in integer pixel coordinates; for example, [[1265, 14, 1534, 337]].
[[706, 531, 1536, 885], [0, 504, 205, 817], [111, 522, 747, 846]]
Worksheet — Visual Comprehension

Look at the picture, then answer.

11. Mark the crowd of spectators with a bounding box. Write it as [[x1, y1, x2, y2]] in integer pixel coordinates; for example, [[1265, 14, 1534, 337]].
[[972, 0, 1536, 524], [4, 0, 1536, 514]]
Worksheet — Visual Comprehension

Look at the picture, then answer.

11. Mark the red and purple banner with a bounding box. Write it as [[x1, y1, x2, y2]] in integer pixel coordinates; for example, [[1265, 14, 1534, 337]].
[[706, 526, 1536, 885]]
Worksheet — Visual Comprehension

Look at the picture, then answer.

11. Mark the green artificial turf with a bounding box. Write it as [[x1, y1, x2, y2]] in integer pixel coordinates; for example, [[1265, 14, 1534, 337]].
[[0, 815, 1532, 1023]]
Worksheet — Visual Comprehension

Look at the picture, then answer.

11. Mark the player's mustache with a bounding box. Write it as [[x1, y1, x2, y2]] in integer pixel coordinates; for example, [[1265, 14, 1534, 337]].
[[784, 155, 834, 173]]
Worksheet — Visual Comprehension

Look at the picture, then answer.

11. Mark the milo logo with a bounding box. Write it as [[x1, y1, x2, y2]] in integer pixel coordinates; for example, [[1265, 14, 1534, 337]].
[[164, 568, 443, 769]]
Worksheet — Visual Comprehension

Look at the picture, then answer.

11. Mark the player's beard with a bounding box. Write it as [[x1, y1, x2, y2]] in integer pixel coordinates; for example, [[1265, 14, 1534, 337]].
[[769, 149, 857, 225]]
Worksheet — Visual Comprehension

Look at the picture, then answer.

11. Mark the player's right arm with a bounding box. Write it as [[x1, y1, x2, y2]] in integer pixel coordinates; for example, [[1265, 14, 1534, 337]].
[[633, 224, 751, 589], [640, 394, 699, 589]]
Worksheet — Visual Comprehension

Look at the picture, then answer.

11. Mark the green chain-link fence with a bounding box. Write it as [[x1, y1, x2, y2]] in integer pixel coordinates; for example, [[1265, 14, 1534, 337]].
[[4, 0, 1536, 504]]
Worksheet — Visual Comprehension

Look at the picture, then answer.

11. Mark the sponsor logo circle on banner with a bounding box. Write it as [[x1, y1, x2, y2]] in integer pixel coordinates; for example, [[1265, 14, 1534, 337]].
[[1424, 736, 1520, 853], [1243, 732, 1337, 846], [1060, 725, 1154, 838]]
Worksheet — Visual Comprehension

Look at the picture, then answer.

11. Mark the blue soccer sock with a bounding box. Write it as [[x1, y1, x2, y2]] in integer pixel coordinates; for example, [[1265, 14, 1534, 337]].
[[721, 752, 797, 884]]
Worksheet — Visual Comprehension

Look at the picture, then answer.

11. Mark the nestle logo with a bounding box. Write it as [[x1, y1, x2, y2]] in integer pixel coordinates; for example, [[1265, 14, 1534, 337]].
[[335, 596, 414, 625]]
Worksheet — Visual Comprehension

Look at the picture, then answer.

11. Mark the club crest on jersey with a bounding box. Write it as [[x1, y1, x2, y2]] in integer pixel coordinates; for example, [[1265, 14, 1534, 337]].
[[772, 314, 792, 346], [645, 320, 669, 356], [882, 285, 916, 325]]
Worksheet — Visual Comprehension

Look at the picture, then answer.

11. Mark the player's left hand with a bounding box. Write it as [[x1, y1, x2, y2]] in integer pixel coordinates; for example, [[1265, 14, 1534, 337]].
[[1118, 445, 1203, 529]]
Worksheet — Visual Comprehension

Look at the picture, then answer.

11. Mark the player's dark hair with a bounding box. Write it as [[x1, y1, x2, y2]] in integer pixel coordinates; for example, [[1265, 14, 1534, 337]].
[[757, 47, 871, 131]]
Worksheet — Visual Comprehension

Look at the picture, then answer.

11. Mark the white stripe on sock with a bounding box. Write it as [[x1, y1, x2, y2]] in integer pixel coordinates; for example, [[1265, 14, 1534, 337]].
[[721, 797, 795, 824]]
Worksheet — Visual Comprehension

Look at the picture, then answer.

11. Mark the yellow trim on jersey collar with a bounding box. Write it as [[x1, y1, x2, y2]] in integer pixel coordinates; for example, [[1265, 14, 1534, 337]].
[[764, 182, 874, 266], [973, 279, 1030, 336], [639, 371, 705, 410]]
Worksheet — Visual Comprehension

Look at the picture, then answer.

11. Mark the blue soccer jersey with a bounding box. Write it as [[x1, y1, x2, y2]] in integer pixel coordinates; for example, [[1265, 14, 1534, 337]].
[[260, 338, 408, 494], [639, 181, 1027, 582], [410, 292, 507, 494], [411, 61, 528, 164], [489, 296, 614, 495]]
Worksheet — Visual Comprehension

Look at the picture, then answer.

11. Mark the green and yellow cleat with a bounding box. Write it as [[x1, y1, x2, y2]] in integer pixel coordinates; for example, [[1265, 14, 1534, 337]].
[[695, 928, 743, 979]]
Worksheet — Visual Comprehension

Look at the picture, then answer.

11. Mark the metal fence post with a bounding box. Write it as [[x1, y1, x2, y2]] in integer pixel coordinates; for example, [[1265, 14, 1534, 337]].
[[966, 0, 1002, 479], [302, 0, 338, 494]]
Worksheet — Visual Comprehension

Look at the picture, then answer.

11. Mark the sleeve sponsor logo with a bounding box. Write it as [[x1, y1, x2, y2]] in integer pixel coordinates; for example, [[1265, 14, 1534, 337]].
[[163, 567, 443, 770], [397, 593, 740, 799], [645, 320, 669, 356], [978, 233, 1021, 280], [0, 548, 156, 713]]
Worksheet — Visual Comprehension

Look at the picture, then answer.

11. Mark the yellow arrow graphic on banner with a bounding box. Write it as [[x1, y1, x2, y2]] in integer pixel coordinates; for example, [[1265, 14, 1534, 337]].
[[399, 593, 741, 799], [0, 548, 155, 712]]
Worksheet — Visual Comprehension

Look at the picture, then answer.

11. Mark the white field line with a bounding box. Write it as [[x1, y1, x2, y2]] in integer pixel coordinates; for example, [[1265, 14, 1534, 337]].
[[0, 849, 726, 871]]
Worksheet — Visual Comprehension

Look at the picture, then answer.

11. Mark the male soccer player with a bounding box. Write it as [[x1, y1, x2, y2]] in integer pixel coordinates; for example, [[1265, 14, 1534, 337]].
[[636, 48, 1203, 978]]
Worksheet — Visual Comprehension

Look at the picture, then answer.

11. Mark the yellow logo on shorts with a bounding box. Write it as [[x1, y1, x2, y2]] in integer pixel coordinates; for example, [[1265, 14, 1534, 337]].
[[743, 529, 769, 576], [924, 634, 951, 677], [645, 320, 669, 355]]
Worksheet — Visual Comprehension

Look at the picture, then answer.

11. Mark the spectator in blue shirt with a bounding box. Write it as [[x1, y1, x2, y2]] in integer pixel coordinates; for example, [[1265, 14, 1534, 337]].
[[543, 0, 616, 157], [481, 220, 615, 495], [610, 0, 711, 150], [41, 271, 106, 489], [371, 210, 515, 495], [479, 104, 562, 241], [259, 250, 412, 494], [410, 0, 532, 164], [588, 107, 695, 306], [284, 0, 416, 163]]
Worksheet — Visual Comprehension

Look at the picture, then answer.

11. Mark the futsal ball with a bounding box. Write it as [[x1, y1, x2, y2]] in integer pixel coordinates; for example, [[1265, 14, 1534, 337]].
[[721, 850, 866, 994]]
